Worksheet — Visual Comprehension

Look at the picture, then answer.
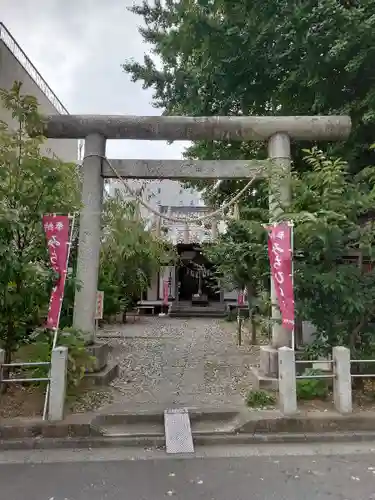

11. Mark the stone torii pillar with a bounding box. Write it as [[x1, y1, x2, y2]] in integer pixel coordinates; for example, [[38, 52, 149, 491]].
[[268, 132, 292, 350], [257, 132, 293, 381], [39, 114, 351, 355], [73, 133, 105, 343]]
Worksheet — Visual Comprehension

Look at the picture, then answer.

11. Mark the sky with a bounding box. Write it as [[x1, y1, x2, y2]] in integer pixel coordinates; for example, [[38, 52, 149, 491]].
[[0, 0, 187, 159]]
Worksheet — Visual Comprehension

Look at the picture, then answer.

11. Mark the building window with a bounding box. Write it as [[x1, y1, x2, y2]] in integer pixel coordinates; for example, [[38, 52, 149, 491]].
[[190, 200, 194, 206], [157, 187, 161, 194]]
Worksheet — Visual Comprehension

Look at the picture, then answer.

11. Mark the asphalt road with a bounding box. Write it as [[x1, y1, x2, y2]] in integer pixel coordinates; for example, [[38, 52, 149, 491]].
[[2, 443, 375, 499]]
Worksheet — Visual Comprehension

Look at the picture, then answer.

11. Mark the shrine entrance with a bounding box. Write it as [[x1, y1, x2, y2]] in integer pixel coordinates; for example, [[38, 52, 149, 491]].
[[40, 113, 351, 382], [39, 112, 351, 453], [178, 264, 198, 301], [177, 244, 219, 303]]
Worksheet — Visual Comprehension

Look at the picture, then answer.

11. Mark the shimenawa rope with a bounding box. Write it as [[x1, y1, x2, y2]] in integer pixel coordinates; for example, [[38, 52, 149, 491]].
[[82, 154, 259, 224]]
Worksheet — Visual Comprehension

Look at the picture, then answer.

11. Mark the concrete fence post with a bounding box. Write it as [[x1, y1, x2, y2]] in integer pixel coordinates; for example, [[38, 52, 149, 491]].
[[48, 346, 68, 421], [332, 346, 352, 414], [278, 346, 297, 415]]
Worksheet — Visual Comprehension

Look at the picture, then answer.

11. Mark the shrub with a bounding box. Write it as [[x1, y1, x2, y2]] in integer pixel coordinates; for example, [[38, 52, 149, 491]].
[[22, 327, 95, 394], [245, 390, 276, 408], [296, 368, 329, 400]]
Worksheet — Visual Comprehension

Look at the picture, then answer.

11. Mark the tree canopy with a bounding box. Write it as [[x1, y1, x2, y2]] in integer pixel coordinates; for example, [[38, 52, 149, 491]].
[[0, 82, 80, 361], [124, 1, 375, 359], [205, 147, 375, 356], [124, 0, 375, 203]]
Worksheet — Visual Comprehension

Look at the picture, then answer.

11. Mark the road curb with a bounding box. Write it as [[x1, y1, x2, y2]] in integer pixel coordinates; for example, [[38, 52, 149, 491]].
[[2, 430, 375, 451], [3, 410, 375, 450], [234, 410, 375, 434]]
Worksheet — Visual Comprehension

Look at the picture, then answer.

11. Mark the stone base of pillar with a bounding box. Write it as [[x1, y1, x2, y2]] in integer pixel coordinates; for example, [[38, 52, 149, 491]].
[[84, 342, 119, 386], [86, 342, 109, 372], [84, 362, 119, 386], [260, 345, 279, 377], [250, 345, 279, 391]]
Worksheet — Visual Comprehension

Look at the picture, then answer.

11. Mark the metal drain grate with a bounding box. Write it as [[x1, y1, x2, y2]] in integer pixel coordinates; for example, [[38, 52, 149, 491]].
[[164, 408, 194, 454]]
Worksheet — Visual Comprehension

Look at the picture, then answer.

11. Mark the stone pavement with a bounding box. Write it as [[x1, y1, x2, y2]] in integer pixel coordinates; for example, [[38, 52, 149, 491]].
[[100, 317, 259, 409]]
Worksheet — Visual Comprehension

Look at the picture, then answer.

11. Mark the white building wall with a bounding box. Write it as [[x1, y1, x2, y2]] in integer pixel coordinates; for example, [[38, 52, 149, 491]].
[[0, 26, 77, 162], [107, 179, 204, 222], [147, 273, 159, 301]]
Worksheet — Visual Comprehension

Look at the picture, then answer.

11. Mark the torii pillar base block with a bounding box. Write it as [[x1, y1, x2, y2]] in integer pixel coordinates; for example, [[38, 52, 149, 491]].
[[250, 346, 280, 391]]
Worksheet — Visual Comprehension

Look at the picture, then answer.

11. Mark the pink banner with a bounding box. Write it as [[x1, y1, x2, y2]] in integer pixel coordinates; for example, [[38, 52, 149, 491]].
[[43, 215, 70, 329], [238, 291, 244, 306], [163, 280, 169, 305], [268, 223, 294, 331]]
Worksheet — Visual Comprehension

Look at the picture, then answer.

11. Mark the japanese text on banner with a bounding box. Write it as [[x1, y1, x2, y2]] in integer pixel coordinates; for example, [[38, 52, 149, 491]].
[[267, 223, 295, 331], [95, 291, 104, 320], [42, 215, 70, 329]]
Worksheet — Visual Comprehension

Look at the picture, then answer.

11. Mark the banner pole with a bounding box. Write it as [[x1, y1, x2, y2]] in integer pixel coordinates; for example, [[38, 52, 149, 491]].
[[289, 220, 295, 350], [43, 213, 76, 420]]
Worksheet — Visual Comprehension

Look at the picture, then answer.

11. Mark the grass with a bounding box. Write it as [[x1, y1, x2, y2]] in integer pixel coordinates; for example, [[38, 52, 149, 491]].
[[245, 389, 276, 408]]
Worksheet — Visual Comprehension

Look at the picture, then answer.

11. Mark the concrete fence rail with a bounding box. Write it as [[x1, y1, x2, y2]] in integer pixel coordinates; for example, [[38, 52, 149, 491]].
[[0, 346, 68, 421], [278, 346, 355, 415]]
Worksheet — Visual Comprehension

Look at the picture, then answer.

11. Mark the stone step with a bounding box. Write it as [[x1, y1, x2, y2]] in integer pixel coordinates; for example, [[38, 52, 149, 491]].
[[99, 423, 236, 438], [169, 305, 227, 316], [91, 409, 240, 438], [171, 302, 226, 310], [170, 309, 226, 314], [172, 304, 226, 309], [169, 311, 227, 318], [100, 422, 164, 437], [169, 315, 226, 318]]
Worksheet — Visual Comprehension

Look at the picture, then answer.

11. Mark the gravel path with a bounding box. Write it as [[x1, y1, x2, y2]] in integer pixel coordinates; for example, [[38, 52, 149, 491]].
[[100, 317, 259, 409]]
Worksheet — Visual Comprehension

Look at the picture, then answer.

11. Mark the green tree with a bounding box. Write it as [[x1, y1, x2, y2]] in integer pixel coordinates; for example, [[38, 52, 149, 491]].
[[204, 213, 269, 342], [0, 82, 80, 364], [99, 190, 175, 319], [291, 149, 375, 358], [124, 0, 375, 205], [124, 0, 375, 357], [207, 147, 375, 356]]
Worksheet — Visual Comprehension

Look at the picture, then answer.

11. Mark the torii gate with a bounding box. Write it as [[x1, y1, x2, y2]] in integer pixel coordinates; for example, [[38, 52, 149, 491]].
[[41, 114, 351, 379]]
